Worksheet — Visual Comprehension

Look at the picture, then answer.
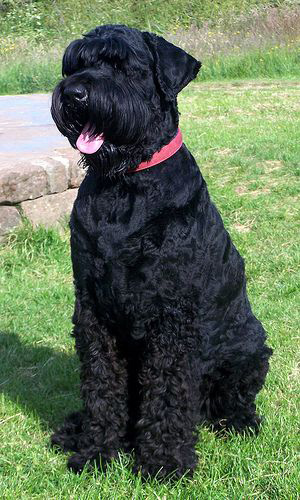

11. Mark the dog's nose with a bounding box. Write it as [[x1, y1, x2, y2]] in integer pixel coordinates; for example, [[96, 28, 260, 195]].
[[64, 85, 87, 102]]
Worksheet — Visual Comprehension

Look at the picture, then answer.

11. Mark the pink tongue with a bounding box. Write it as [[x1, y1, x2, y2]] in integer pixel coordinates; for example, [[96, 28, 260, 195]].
[[76, 124, 104, 154]]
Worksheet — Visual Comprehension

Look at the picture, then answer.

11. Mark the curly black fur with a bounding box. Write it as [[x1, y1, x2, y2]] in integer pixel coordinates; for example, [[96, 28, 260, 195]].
[[51, 24, 272, 480]]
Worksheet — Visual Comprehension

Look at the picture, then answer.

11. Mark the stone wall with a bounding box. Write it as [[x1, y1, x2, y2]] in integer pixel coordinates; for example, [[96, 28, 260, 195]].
[[0, 149, 84, 241]]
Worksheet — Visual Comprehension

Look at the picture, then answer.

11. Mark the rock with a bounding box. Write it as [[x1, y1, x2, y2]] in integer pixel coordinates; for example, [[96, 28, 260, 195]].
[[0, 205, 22, 240], [69, 158, 86, 188], [51, 149, 85, 189], [0, 149, 84, 205], [0, 162, 48, 204], [21, 189, 78, 228], [63, 149, 86, 188], [31, 157, 69, 194]]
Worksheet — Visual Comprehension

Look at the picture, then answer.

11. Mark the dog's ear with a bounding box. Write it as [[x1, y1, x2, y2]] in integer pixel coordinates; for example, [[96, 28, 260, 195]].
[[143, 32, 201, 100]]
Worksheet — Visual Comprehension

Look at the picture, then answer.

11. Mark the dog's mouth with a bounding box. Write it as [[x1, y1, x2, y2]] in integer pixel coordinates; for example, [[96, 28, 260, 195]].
[[76, 123, 105, 154]]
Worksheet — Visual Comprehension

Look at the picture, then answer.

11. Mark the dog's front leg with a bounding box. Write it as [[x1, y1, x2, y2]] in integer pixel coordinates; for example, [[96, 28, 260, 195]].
[[61, 289, 129, 473], [134, 339, 198, 480]]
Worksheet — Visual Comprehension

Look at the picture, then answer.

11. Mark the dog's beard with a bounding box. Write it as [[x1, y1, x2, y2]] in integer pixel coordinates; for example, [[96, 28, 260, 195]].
[[51, 75, 160, 177]]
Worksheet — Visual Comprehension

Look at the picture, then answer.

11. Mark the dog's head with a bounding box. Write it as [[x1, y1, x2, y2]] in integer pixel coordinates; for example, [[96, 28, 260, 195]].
[[51, 25, 200, 176]]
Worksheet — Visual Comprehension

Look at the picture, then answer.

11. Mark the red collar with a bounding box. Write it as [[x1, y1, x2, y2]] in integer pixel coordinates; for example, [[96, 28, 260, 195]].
[[131, 129, 183, 173]]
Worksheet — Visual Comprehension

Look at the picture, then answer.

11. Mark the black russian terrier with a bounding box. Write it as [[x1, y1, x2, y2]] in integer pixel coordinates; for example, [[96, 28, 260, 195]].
[[51, 24, 272, 479]]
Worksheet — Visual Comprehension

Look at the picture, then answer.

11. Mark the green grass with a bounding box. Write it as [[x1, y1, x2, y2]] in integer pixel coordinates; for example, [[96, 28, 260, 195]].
[[0, 57, 61, 95], [1, 0, 300, 94], [200, 46, 300, 80], [1, 45, 299, 95], [0, 0, 282, 39], [0, 81, 299, 498]]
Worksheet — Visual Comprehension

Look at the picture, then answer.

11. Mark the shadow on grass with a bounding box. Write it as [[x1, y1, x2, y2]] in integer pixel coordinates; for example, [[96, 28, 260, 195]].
[[0, 331, 81, 430]]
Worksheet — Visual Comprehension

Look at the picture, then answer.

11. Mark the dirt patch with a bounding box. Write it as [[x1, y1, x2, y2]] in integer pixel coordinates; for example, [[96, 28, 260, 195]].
[[258, 160, 284, 173], [288, 361, 300, 384], [192, 82, 300, 93], [236, 185, 271, 196], [232, 221, 253, 233], [215, 148, 233, 156]]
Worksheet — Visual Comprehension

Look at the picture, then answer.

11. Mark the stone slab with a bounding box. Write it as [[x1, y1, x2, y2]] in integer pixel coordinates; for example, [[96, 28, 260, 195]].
[[0, 94, 86, 199], [21, 189, 78, 228], [0, 162, 49, 204], [0, 94, 85, 237], [30, 157, 69, 194], [0, 205, 22, 240], [0, 94, 69, 155], [0, 149, 84, 204]]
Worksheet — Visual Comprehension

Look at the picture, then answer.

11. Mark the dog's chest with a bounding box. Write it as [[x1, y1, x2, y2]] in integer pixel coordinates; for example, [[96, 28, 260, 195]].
[[70, 161, 207, 299], [70, 155, 245, 335]]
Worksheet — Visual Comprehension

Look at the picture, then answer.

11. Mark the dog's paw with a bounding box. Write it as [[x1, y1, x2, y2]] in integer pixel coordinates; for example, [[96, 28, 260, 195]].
[[212, 413, 263, 436], [133, 450, 197, 481], [51, 432, 79, 453], [67, 453, 88, 474], [133, 462, 195, 481], [51, 411, 85, 452]]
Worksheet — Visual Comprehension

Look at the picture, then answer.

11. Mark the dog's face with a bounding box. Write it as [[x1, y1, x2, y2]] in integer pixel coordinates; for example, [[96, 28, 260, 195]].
[[51, 25, 200, 176]]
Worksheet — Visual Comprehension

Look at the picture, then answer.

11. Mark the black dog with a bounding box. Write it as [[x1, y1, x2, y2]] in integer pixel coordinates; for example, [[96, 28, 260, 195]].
[[51, 24, 272, 479]]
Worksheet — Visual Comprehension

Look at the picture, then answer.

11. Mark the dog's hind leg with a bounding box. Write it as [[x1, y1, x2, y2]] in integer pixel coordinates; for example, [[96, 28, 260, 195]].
[[52, 288, 129, 473], [204, 340, 272, 435], [51, 410, 85, 452]]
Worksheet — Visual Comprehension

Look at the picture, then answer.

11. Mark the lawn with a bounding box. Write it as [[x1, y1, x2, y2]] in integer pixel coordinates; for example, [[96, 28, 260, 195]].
[[0, 81, 299, 498], [1, 1, 300, 94]]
